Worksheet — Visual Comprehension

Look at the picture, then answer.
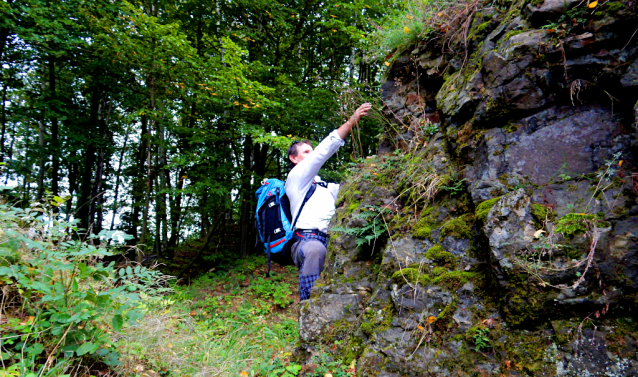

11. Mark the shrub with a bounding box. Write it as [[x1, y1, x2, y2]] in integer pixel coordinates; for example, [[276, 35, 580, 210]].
[[0, 200, 173, 375]]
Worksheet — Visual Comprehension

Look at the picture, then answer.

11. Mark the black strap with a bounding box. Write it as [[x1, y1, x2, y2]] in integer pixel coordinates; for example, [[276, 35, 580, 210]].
[[266, 182, 320, 278], [292, 182, 318, 229]]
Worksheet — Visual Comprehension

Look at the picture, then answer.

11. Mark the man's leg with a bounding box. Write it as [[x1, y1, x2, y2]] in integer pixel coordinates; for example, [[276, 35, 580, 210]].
[[291, 239, 326, 301]]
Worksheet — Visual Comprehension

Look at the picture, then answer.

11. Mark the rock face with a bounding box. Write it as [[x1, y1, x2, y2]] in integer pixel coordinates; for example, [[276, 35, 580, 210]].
[[298, 1, 638, 375]]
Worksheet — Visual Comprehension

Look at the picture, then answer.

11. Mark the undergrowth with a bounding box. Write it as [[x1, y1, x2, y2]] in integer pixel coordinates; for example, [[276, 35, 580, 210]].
[[0, 197, 354, 377]]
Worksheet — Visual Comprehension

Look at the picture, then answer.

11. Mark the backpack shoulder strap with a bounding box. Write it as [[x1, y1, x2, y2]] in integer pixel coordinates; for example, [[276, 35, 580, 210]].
[[291, 182, 317, 229]]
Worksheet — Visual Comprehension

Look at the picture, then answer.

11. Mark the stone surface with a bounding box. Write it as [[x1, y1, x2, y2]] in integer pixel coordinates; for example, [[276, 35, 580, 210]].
[[298, 2, 638, 375]]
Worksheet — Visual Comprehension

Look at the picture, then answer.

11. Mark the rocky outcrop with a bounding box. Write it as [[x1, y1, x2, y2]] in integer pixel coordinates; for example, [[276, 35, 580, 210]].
[[298, 0, 638, 375]]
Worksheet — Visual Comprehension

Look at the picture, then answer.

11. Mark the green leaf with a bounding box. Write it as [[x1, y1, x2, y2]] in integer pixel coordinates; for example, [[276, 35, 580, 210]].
[[75, 341, 96, 356], [112, 314, 124, 331], [27, 343, 44, 356]]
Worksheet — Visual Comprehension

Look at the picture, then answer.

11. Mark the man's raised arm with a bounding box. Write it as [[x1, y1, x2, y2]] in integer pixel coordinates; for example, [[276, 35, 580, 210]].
[[336, 103, 372, 140]]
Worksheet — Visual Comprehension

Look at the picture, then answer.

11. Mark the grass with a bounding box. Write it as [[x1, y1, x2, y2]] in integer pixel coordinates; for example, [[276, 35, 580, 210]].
[[0, 196, 353, 377], [369, 0, 483, 61], [113, 255, 303, 376]]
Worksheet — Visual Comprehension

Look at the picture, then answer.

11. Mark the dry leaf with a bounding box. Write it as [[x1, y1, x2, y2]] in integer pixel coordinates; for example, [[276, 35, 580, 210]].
[[504, 360, 511, 369], [403, 26, 411, 33], [588, 0, 598, 8], [619, 160, 623, 167], [240, 371, 249, 377], [168, 343, 172, 348], [533, 229, 546, 239], [427, 316, 437, 324], [384, 61, 390, 67]]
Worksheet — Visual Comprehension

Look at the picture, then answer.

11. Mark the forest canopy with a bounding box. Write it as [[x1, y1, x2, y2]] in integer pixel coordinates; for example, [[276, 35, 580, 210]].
[[0, 0, 418, 263]]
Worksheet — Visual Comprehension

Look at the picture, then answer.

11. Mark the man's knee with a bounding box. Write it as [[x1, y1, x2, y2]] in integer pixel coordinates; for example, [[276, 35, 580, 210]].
[[303, 240, 326, 259], [300, 240, 326, 275]]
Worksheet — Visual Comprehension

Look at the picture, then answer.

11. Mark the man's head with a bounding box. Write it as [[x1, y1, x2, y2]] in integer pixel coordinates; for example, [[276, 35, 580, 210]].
[[288, 140, 313, 169]]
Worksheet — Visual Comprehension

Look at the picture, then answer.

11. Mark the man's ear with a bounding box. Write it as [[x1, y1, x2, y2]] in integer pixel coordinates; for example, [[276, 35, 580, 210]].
[[289, 154, 297, 164]]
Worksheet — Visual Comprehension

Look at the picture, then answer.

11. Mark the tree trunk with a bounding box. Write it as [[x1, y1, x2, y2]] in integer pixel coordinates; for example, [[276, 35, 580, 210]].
[[48, 58, 59, 196], [238, 135, 254, 257], [36, 121, 46, 201], [77, 88, 99, 233], [1, 83, 7, 163], [156, 120, 168, 257], [131, 115, 148, 242], [109, 133, 129, 232]]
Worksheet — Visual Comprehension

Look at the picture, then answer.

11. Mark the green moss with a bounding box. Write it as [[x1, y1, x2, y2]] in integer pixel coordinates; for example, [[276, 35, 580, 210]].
[[504, 29, 525, 41], [555, 213, 610, 238], [391, 268, 432, 285], [432, 266, 447, 277], [531, 203, 553, 225], [605, 317, 638, 358], [425, 244, 455, 265], [434, 297, 458, 331], [476, 21, 490, 32], [605, 1, 624, 11], [412, 217, 433, 239], [503, 123, 519, 133], [433, 271, 480, 291], [412, 206, 438, 240], [475, 197, 501, 222], [440, 217, 473, 239], [347, 201, 360, 215], [612, 206, 628, 217]]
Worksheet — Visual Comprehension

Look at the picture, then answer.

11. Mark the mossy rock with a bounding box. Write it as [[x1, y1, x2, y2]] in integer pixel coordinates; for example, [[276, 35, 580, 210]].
[[434, 297, 458, 331], [530, 203, 554, 225], [440, 217, 473, 239], [391, 267, 432, 285], [425, 244, 455, 265], [433, 271, 481, 291], [475, 197, 501, 223], [411, 206, 439, 240], [412, 216, 433, 239], [432, 266, 447, 277], [554, 213, 610, 238]]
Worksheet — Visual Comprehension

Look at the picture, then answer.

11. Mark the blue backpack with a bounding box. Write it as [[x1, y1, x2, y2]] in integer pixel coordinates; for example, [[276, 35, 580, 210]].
[[255, 178, 317, 275]]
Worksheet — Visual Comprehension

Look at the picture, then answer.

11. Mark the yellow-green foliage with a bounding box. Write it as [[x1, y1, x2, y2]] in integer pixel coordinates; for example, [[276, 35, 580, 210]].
[[347, 201, 360, 214], [440, 217, 473, 239], [412, 206, 438, 239], [475, 197, 500, 222], [432, 266, 447, 277], [434, 271, 480, 291], [555, 213, 609, 238], [360, 305, 393, 337], [391, 267, 432, 285], [434, 297, 459, 331], [412, 216, 433, 239], [530, 203, 554, 225], [392, 267, 478, 291], [425, 244, 455, 265]]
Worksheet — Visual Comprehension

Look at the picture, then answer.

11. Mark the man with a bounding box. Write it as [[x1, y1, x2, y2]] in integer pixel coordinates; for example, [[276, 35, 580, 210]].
[[286, 103, 372, 301]]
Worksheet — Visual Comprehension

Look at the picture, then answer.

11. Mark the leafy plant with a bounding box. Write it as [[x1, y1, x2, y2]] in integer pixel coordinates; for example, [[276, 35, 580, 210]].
[[331, 206, 390, 248], [0, 200, 167, 375], [440, 178, 466, 195], [473, 328, 490, 352]]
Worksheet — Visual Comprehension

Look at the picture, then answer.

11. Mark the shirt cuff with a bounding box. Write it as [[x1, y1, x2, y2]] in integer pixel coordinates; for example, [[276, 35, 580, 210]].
[[329, 130, 346, 146]]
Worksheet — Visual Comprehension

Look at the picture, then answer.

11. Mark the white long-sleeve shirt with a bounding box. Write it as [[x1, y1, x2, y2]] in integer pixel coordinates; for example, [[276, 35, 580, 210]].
[[285, 130, 343, 233]]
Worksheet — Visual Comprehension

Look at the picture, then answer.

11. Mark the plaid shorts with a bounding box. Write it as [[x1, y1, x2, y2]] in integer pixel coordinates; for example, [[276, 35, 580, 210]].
[[293, 230, 328, 301]]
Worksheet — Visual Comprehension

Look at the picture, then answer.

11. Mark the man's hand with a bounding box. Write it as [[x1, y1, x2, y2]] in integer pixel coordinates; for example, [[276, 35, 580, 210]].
[[350, 102, 372, 124], [336, 102, 372, 140]]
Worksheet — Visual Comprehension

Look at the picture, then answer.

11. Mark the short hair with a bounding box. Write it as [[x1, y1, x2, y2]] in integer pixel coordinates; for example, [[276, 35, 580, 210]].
[[287, 139, 312, 170]]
